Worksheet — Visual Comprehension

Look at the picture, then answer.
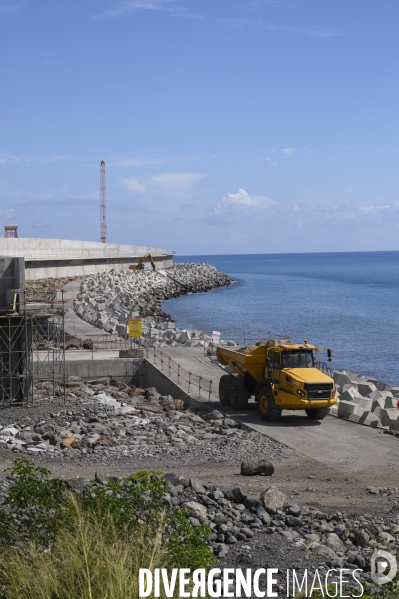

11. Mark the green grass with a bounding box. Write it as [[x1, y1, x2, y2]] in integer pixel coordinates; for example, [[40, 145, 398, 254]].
[[0, 459, 215, 599]]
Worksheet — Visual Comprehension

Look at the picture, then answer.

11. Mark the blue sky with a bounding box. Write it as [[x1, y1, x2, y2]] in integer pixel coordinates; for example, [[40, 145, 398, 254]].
[[1, 0, 399, 255]]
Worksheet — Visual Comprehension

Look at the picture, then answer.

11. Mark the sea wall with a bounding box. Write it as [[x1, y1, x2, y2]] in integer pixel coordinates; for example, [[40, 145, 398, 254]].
[[0, 238, 174, 279]]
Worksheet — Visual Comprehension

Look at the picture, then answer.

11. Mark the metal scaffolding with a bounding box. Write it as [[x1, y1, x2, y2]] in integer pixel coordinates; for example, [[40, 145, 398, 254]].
[[0, 292, 66, 407]]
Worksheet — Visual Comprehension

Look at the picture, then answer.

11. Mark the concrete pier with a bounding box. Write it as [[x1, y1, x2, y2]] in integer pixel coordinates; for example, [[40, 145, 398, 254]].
[[0, 238, 174, 280]]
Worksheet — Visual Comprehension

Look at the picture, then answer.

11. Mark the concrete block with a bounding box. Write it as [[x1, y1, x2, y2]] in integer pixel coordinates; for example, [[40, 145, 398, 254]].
[[341, 383, 358, 395], [333, 371, 353, 388], [340, 387, 364, 403], [384, 396, 397, 409], [337, 400, 357, 418], [389, 419, 399, 432], [369, 390, 384, 401], [352, 397, 374, 410], [379, 409, 399, 428], [359, 412, 380, 427], [391, 387, 399, 398], [178, 331, 192, 342], [347, 406, 365, 423], [372, 397, 385, 412], [376, 381, 392, 392], [358, 382, 378, 397]]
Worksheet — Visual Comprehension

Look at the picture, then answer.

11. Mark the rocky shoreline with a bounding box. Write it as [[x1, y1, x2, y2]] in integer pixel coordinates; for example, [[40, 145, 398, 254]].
[[73, 263, 232, 342]]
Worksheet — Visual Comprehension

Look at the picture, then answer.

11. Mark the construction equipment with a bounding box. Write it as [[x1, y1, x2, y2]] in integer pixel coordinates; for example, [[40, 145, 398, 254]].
[[129, 254, 156, 271], [216, 339, 336, 421]]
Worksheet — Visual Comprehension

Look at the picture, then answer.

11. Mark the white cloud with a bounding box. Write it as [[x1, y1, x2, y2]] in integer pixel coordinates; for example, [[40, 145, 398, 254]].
[[359, 204, 394, 215], [213, 188, 277, 215], [282, 148, 294, 157], [0, 154, 72, 164], [97, 0, 172, 18], [120, 176, 147, 193], [108, 157, 164, 167], [0, 0, 25, 16], [0, 208, 16, 218], [94, 0, 201, 19], [120, 171, 206, 195]]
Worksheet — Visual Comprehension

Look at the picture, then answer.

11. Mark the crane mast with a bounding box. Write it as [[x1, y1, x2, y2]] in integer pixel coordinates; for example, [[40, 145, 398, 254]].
[[100, 160, 106, 243]]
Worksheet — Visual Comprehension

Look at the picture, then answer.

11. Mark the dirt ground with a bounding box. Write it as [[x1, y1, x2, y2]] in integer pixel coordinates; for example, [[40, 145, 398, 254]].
[[0, 441, 393, 519]]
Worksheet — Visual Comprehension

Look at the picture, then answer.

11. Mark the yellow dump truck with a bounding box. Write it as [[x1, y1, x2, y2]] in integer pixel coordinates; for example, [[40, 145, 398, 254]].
[[216, 340, 336, 421]]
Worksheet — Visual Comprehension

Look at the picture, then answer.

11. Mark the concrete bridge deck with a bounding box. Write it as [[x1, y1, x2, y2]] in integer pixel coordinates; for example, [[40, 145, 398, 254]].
[[1, 238, 174, 279]]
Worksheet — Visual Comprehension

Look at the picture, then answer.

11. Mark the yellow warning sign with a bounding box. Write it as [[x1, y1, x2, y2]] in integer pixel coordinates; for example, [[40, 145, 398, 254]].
[[128, 318, 142, 338]]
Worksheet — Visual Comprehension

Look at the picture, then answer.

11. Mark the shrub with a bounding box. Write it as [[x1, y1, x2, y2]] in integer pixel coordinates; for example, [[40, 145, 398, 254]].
[[0, 459, 215, 598]]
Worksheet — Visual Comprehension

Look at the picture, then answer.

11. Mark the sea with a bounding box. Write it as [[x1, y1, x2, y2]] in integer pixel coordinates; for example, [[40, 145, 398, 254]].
[[161, 252, 399, 386]]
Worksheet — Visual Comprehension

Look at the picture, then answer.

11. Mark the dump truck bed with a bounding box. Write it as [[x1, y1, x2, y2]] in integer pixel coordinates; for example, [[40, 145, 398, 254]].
[[217, 345, 268, 381]]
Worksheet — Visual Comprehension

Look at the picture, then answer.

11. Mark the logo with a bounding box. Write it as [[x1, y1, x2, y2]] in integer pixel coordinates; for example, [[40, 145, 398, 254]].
[[371, 550, 397, 585]]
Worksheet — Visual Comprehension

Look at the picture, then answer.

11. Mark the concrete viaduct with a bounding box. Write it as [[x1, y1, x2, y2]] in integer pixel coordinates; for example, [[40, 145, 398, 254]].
[[0, 238, 175, 280]]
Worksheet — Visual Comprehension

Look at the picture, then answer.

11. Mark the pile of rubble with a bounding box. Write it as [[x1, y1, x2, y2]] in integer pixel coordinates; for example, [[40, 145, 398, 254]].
[[25, 277, 77, 302], [0, 378, 284, 464], [73, 263, 232, 342], [332, 369, 399, 431], [159, 474, 399, 573]]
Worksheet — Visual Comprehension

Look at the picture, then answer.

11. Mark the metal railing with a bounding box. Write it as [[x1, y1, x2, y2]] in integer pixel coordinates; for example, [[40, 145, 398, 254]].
[[151, 346, 213, 402], [316, 361, 334, 378]]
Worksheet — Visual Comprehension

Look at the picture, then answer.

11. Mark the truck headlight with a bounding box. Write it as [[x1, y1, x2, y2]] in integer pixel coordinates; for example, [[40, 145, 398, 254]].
[[297, 389, 307, 398], [332, 388, 336, 396]]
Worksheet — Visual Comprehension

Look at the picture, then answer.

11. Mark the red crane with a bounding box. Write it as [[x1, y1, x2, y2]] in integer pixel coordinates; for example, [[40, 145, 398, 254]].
[[100, 160, 106, 243]]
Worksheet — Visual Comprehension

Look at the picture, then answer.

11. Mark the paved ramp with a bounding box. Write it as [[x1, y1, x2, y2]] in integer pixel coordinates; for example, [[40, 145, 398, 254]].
[[147, 346, 399, 476]]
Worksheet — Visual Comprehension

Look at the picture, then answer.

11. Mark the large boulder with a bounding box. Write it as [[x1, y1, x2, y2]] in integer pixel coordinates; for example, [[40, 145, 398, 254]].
[[204, 410, 224, 421], [260, 486, 286, 511], [241, 459, 274, 476], [183, 502, 207, 523], [224, 486, 248, 503], [190, 479, 206, 494]]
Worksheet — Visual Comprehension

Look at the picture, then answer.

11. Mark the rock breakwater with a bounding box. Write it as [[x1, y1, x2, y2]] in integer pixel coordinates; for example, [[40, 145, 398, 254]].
[[73, 263, 232, 341], [332, 369, 399, 431]]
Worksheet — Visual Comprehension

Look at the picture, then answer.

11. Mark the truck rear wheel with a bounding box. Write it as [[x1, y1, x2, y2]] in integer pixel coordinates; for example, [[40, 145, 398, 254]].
[[256, 386, 282, 421], [229, 376, 249, 410], [305, 408, 330, 420], [219, 375, 231, 406]]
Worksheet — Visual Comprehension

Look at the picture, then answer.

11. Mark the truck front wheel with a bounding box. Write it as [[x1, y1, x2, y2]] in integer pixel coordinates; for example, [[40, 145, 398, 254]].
[[305, 408, 330, 420], [229, 376, 249, 410], [256, 386, 282, 421], [218, 375, 231, 406]]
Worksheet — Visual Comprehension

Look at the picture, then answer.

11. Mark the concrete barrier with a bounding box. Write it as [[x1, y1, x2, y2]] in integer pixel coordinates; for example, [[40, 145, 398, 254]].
[[0, 238, 174, 279]]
